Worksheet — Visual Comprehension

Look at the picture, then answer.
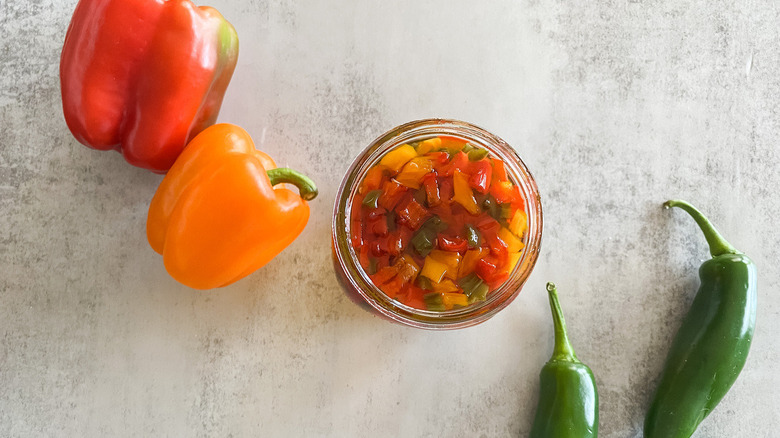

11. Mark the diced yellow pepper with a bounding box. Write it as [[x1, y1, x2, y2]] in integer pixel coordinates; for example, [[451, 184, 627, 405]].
[[442, 292, 469, 309], [452, 170, 480, 214], [439, 136, 467, 152], [415, 137, 442, 155], [458, 248, 488, 278], [499, 226, 525, 254], [432, 279, 460, 294], [420, 256, 449, 283], [395, 157, 433, 189], [509, 209, 528, 237], [506, 251, 522, 274], [379, 144, 417, 173], [429, 250, 461, 279]]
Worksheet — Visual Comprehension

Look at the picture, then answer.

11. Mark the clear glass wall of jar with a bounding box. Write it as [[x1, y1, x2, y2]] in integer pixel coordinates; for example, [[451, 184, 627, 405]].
[[332, 119, 542, 329]]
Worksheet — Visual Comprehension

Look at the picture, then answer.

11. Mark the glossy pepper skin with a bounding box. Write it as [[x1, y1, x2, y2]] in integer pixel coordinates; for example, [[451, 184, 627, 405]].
[[60, 0, 239, 173], [529, 283, 598, 438], [146, 124, 317, 290], [645, 200, 756, 438]]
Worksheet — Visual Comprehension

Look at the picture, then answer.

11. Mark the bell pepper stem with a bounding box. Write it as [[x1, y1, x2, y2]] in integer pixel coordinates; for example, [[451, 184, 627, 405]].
[[664, 200, 738, 257], [546, 282, 579, 363], [267, 168, 318, 201]]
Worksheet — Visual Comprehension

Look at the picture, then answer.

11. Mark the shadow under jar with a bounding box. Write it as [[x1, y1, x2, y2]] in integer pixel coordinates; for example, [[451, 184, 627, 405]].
[[332, 119, 542, 329]]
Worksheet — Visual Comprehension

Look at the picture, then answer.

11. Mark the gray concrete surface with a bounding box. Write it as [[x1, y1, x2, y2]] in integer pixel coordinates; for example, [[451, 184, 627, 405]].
[[2, 0, 779, 436]]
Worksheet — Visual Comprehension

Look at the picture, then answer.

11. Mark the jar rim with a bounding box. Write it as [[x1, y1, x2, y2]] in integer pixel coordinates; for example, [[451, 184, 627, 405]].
[[332, 118, 543, 329]]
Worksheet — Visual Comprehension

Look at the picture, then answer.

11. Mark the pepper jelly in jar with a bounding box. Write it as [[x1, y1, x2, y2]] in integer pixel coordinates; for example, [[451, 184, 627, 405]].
[[333, 119, 542, 329]]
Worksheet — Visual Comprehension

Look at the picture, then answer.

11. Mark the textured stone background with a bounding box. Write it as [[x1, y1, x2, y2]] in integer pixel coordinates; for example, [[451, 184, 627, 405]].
[[2, 0, 779, 437]]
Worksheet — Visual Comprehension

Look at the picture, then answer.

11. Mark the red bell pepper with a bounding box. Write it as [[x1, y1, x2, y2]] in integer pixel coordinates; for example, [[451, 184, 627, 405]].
[[60, 0, 239, 173]]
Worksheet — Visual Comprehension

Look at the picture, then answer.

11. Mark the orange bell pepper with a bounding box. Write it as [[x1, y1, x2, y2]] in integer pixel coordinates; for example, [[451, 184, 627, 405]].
[[146, 123, 317, 289]]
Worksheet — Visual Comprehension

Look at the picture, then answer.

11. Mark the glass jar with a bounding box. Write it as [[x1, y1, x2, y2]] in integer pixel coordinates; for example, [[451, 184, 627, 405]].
[[332, 119, 542, 329]]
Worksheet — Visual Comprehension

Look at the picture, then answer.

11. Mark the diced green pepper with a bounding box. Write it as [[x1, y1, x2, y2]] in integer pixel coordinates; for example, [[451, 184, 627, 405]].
[[482, 195, 501, 220], [413, 188, 427, 204], [368, 257, 378, 275], [468, 148, 488, 161], [461, 143, 475, 154], [362, 189, 383, 208], [500, 203, 513, 219], [465, 224, 481, 249], [458, 273, 484, 298], [386, 210, 397, 232], [411, 228, 436, 257], [423, 292, 446, 311], [468, 283, 489, 303], [417, 275, 433, 290]]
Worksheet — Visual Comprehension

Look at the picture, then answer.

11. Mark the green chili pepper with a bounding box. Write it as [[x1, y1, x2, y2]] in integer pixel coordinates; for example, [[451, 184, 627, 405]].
[[461, 143, 475, 154], [362, 189, 383, 208], [644, 200, 757, 438], [530, 283, 598, 438]]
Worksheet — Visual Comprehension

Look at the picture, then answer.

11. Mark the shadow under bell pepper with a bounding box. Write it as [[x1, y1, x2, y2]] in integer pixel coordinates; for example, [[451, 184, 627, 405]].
[[146, 124, 317, 290], [60, 0, 239, 172]]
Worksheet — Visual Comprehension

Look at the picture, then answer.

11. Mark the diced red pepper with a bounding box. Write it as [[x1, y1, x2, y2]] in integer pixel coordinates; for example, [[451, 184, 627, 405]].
[[387, 231, 403, 256], [398, 226, 414, 252], [475, 214, 501, 236], [378, 179, 408, 210], [485, 271, 509, 290], [426, 151, 450, 165], [441, 151, 470, 176], [372, 265, 398, 285], [381, 276, 405, 298], [475, 257, 497, 281], [490, 180, 519, 205], [474, 256, 508, 288], [366, 206, 387, 221], [491, 158, 508, 183], [401, 284, 427, 309], [438, 176, 453, 203], [396, 197, 430, 230], [367, 215, 388, 236], [422, 172, 441, 207], [370, 239, 385, 257], [468, 159, 492, 194], [487, 234, 509, 267], [438, 234, 468, 252]]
